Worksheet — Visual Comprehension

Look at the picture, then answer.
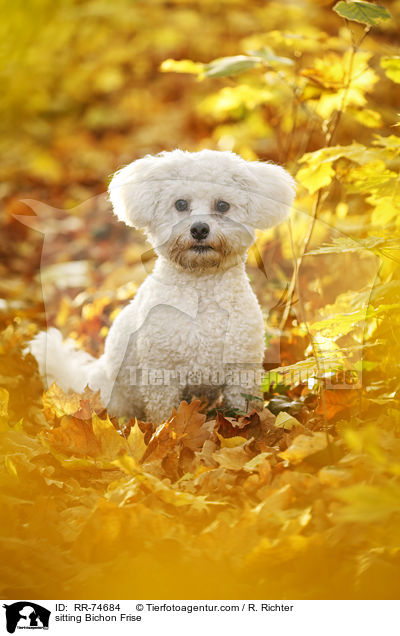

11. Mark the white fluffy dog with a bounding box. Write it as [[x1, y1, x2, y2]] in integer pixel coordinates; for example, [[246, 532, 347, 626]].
[[30, 149, 295, 423]]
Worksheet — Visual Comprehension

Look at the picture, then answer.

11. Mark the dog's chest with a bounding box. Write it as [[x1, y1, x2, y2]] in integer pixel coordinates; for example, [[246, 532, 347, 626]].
[[123, 268, 265, 374], [137, 290, 229, 367]]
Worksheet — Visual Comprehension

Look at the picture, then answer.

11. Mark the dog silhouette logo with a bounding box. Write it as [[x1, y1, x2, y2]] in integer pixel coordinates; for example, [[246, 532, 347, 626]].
[[3, 602, 50, 633]]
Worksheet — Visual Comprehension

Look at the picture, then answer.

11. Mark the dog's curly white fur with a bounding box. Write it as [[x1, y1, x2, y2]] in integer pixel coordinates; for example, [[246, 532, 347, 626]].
[[30, 149, 295, 423]]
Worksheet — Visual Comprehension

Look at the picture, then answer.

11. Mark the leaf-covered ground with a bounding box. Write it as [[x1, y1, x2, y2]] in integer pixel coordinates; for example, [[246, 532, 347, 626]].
[[1, 0, 400, 600], [1, 320, 399, 599]]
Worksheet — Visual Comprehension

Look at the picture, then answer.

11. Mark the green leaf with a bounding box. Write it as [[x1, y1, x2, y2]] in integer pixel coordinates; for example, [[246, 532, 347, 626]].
[[248, 47, 294, 66], [268, 395, 304, 416], [261, 373, 288, 393], [275, 411, 298, 430], [381, 57, 400, 84], [204, 56, 260, 78], [265, 354, 347, 386], [240, 392, 263, 402], [333, 1, 391, 26]]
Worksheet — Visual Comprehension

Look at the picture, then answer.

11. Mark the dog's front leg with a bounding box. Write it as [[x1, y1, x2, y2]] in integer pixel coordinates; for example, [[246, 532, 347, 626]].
[[222, 363, 263, 413], [220, 302, 265, 413], [143, 381, 182, 425]]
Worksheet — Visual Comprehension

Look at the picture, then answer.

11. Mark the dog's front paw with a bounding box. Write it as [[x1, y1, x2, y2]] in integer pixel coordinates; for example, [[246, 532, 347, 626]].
[[223, 386, 263, 415]]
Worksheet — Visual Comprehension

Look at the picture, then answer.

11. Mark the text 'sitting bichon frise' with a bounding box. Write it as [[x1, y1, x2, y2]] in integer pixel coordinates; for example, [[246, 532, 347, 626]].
[[30, 149, 295, 423]]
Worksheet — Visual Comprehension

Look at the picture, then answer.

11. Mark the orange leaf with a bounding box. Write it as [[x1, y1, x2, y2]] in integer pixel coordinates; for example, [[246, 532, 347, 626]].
[[213, 445, 251, 470], [43, 383, 105, 422], [143, 400, 214, 462], [43, 415, 101, 457]]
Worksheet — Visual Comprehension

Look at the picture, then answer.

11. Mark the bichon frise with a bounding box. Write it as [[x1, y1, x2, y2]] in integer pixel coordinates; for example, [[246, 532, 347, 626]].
[[30, 149, 295, 423]]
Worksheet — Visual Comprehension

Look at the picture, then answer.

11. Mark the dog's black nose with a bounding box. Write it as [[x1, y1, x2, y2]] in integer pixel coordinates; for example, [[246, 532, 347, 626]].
[[190, 222, 210, 240]]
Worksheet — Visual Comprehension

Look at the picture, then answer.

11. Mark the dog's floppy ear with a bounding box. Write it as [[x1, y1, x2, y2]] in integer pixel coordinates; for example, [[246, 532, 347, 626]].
[[108, 156, 160, 229], [246, 161, 296, 229]]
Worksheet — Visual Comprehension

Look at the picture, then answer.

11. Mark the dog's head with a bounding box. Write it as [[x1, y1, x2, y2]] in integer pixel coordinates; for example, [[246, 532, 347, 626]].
[[108, 149, 295, 271]]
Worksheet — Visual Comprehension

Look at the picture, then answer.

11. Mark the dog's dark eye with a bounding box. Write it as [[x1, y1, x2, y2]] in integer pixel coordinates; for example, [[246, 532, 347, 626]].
[[215, 200, 230, 213], [175, 199, 189, 212]]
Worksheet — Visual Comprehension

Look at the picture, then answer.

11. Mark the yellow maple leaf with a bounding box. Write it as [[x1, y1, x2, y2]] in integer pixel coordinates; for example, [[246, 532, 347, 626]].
[[92, 413, 127, 461], [127, 420, 147, 463], [42, 383, 81, 419], [296, 161, 335, 194]]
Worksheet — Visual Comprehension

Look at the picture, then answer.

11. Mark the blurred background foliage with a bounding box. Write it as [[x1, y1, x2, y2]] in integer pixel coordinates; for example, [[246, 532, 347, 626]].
[[1, 0, 397, 190], [1, 0, 400, 600]]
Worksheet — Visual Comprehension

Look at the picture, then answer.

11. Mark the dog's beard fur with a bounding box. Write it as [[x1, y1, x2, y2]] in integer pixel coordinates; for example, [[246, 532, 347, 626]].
[[168, 231, 233, 271]]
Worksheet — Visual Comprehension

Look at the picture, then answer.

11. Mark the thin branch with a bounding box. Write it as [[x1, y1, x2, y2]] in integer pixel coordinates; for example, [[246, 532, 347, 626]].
[[280, 22, 372, 330], [279, 189, 323, 330], [287, 218, 333, 461]]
